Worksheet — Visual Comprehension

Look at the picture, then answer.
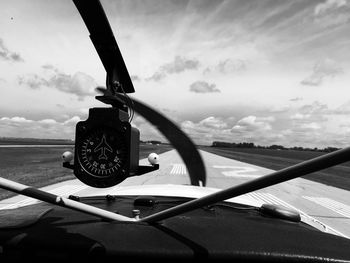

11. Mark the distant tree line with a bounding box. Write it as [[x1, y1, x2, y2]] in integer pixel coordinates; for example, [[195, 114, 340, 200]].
[[211, 141, 340, 153]]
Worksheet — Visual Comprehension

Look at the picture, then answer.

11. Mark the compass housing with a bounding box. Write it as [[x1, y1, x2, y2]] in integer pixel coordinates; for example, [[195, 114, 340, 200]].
[[74, 107, 139, 187]]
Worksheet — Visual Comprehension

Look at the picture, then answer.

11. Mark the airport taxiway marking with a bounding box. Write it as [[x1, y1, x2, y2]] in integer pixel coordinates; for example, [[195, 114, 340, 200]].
[[213, 165, 261, 178], [170, 163, 187, 175]]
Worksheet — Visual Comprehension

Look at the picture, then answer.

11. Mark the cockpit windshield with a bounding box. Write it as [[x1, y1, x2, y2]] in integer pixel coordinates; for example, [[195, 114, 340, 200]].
[[0, 0, 350, 242]]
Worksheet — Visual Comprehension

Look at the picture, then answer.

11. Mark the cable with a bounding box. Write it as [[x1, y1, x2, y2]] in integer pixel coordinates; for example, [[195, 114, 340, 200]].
[[105, 73, 135, 123], [119, 84, 135, 123]]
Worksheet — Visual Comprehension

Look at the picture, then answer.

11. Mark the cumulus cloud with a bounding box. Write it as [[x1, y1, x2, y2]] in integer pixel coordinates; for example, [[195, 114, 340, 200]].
[[176, 101, 350, 148], [301, 58, 343, 86], [199, 116, 228, 129], [231, 116, 274, 133], [299, 101, 328, 115], [146, 56, 200, 81], [0, 115, 81, 139], [189, 81, 220, 93], [18, 74, 48, 89], [333, 100, 350, 114], [226, 115, 284, 146], [290, 101, 329, 124], [176, 109, 349, 148], [38, 119, 57, 125], [0, 38, 24, 62], [63, 116, 81, 125], [18, 65, 98, 100], [203, 59, 246, 75], [290, 113, 310, 120], [299, 122, 321, 130], [180, 116, 232, 145], [284, 122, 323, 147], [1, 116, 32, 123], [179, 115, 281, 145], [283, 101, 333, 146]]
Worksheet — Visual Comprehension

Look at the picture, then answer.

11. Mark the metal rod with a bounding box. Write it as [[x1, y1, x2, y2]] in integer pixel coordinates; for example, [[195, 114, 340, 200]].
[[0, 177, 135, 222], [140, 146, 350, 223]]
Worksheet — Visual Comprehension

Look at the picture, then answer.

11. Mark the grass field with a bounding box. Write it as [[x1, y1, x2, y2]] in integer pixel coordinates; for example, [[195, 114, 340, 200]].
[[0, 143, 173, 200], [200, 146, 350, 191]]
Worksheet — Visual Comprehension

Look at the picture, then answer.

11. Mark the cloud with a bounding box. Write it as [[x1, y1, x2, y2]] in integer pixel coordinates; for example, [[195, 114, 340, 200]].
[[0, 115, 81, 139], [290, 97, 303, 102], [0, 38, 24, 62], [18, 74, 49, 89], [131, 75, 141, 82], [266, 105, 291, 113], [42, 64, 60, 73], [290, 113, 310, 120], [231, 115, 274, 133], [180, 116, 232, 145], [1, 116, 32, 123], [314, 0, 347, 16], [226, 115, 284, 146], [203, 59, 246, 74], [299, 122, 321, 130], [176, 108, 348, 148], [18, 65, 98, 100], [189, 81, 220, 93], [162, 56, 199, 74], [299, 101, 328, 115], [146, 56, 200, 81], [333, 100, 350, 114], [290, 101, 329, 123], [63, 116, 81, 125], [199, 116, 228, 129], [301, 58, 343, 86], [38, 119, 57, 125], [313, 0, 350, 28], [147, 71, 166, 82], [285, 101, 330, 145]]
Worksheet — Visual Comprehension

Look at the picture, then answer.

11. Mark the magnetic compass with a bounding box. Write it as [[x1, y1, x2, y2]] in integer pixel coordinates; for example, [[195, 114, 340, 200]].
[[77, 127, 127, 178], [70, 107, 152, 188]]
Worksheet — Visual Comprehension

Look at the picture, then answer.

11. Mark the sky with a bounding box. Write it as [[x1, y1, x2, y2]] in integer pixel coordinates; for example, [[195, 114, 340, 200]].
[[0, 0, 350, 148]]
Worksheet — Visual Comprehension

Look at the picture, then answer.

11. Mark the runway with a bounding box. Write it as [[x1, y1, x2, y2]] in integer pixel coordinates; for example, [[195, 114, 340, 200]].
[[1, 149, 350, 238]]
